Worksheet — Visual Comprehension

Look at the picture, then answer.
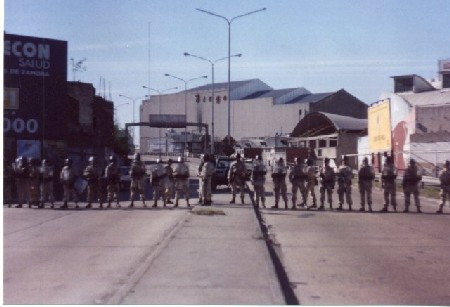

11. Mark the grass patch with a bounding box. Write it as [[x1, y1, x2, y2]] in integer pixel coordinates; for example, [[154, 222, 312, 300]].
[[191, 207, 226, 216]]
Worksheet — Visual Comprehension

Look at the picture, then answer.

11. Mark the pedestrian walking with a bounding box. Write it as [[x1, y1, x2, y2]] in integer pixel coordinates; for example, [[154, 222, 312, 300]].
[[252, 155, 267, 208], [402, 159, 422, 213], [173, 156, 190, 207], [289, 157, 307, 209], [337, 156, 353, 211], [83, 156, 103, 209], [271, 157, 288, 209], [28, 158, 41, 208], [40, 159, 55, 208], [305, 158, 318, 209], [228, 153, 247, 204], [105, 155, 120, 208], [358, 157, 375, 212], [129, 153, 147, 207], [151, 159, 167, 207], [380, 156, 397, 212], [319, 157, 336, 210], [13, 156, 30, 208], [200, 154, 216, 205], [60, 158, 79, 209], [436, 160, 450, 214]]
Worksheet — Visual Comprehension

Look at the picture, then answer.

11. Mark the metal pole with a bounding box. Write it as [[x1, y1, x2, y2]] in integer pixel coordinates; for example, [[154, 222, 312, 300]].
[[227, 22, 231, 137], [211, 62, 215, 154]]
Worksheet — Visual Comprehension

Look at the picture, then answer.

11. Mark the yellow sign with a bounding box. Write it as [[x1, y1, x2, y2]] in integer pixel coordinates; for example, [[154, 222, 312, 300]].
[[368, 99, 392, 152], [4, 87, 20, 110]]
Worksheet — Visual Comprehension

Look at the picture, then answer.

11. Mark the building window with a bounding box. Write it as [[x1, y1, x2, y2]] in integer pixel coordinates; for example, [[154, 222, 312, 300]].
[[318, 140, 327, 148], [317, 149, 322, 157], [329, 140, 338, 147], [394, 77, 414, 93], [309, 140, 316, 148], [443, 74, 450, 89]]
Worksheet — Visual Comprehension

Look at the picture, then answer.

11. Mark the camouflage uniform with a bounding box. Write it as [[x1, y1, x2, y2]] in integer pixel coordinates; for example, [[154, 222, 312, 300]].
[[289, 158, 307, 209], [40, 159, 55, 208], [105, 157, 120, 208], [402, 159, 422, 213], [271, 158, 288, 209], [129, 154, 147, 207], [174, 157, 190, 207], [436, 161, 450, 214], [252, 156, 267, 208], [83, 157, 103, 208], [228, 154, 247, 204], [201, 155, 216, 205], [164, 160, 175, 204], [60, 159, 79, 209], [337, 157, 353, 210], [358, 158, 375, 212], [13, 156, 30, 208], [381, 157, 397, 212], [319, 158, 336, 210], [151, 160, 167, 207]]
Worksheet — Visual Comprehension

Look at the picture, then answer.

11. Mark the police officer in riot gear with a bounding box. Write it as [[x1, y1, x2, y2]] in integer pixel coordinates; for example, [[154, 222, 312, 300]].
[[105, 155, 121, 208], [228, 153, 247, 204], [380, 156, 397, 212], [173, 156, 190, 207], [358, 157, 375, 212], [289, 157, 307, 210], [402, 159, 422, 213], [129, 153, 147, 207], [337, 156, 353, 211], [40, 159, 55, 208], [60, 158, 78, 209], [437, 160, 450, 214], [84, 156, 103, 209], [319, 157, 336, 210], [305, 158, 318, 209], [13, 156, 30, 208], [271, 157, 288, 209], [252, 155, 267, 208]]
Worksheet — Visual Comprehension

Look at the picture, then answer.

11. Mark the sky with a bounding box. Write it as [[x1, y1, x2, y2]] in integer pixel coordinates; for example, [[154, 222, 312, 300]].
[[4, 0, 450, 132]]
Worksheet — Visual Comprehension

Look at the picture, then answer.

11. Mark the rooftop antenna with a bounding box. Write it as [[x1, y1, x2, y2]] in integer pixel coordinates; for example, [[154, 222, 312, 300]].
[[70, 57, 87, 81]]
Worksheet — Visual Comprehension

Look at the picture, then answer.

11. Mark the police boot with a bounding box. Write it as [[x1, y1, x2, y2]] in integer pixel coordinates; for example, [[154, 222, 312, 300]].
[[152, 201, 158, 208], [15, 204, 23, 208], [271, 201, 279, 209], [262, 199, 266, 208], [86, 203, 92, 209], [337, 203, 343, 211], [174, 200, 179, 208], [187, 200, 191, 207], [241, 196, 245, 205], [75, 203, 79, 209], [380, 205, 388, 212], [129, 201, 134, 208], [417, 206, 422, 213], [359, 204, 365, 211], [61, 201, 68, 209], [329, 202, 333, 209], [284, 201, 288, 210], [230, 197, 235, 204], [348, 204, 352, 211], [107, 202, 111, 208], [368, 204, 373, 212], [403, 206, 409, 213], [291, 201, 297, 210], [318, 202, 325, 210], [51, 203, 55, 209]]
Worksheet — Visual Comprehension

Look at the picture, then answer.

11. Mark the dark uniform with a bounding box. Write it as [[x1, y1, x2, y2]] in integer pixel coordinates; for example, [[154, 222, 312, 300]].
[[319, 158, 336, 210], [129, 153, 147, 207], [40, 159, 55, 208], [28, 158, 41, 207], [252, 155, 267, 208], [402, 159, 422, 213], [271, 157, 288, 209], [60, 158, 78, 209]]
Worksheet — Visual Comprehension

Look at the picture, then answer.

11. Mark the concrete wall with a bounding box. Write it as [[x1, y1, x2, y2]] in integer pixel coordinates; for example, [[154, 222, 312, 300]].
[[415, 104, 450, 134]]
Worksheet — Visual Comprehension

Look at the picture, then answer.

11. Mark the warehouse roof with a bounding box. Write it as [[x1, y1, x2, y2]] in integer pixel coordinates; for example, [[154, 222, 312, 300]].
[[291, 112, 367, 137], [399, 89, 450, 106]]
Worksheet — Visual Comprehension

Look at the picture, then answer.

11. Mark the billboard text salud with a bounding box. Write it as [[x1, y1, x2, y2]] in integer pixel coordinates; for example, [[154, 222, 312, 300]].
[[368, 99, 392, 152]]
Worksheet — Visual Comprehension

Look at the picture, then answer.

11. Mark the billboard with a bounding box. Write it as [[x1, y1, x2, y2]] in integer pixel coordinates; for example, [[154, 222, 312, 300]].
[[368, 99, 392, 152], [4, 33, 68, 141]]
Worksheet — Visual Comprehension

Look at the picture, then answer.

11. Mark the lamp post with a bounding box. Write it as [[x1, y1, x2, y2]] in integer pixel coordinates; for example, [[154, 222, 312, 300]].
[[164, 74, 207, 154], [183, 52, 242, 154], [196, 7, 266, 137], [142, 86, 178, 157], [118, 94, 147, 148], [114, 102, 130, 128]]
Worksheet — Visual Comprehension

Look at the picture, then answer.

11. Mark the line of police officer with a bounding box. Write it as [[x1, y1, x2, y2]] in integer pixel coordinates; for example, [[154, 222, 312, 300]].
[[229, 154, 450, 214]]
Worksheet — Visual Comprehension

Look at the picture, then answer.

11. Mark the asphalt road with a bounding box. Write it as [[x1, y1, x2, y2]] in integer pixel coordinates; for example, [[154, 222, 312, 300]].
[[3, 157, 450, 305]]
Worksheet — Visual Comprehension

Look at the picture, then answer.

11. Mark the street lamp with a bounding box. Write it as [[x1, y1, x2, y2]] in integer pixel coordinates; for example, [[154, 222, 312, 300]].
[[142, 86, 178, 157], [164, 74, 207, 154], [183, 52, 242, 154], [114, 102, 130, 128], [118, 94, 148, 147], [196, 7, 266, 137]]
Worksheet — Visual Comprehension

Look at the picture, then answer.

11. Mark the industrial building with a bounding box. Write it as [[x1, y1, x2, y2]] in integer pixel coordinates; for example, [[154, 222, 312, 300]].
[[139, 79, 368, 155], [359, 59, 450, 175]]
